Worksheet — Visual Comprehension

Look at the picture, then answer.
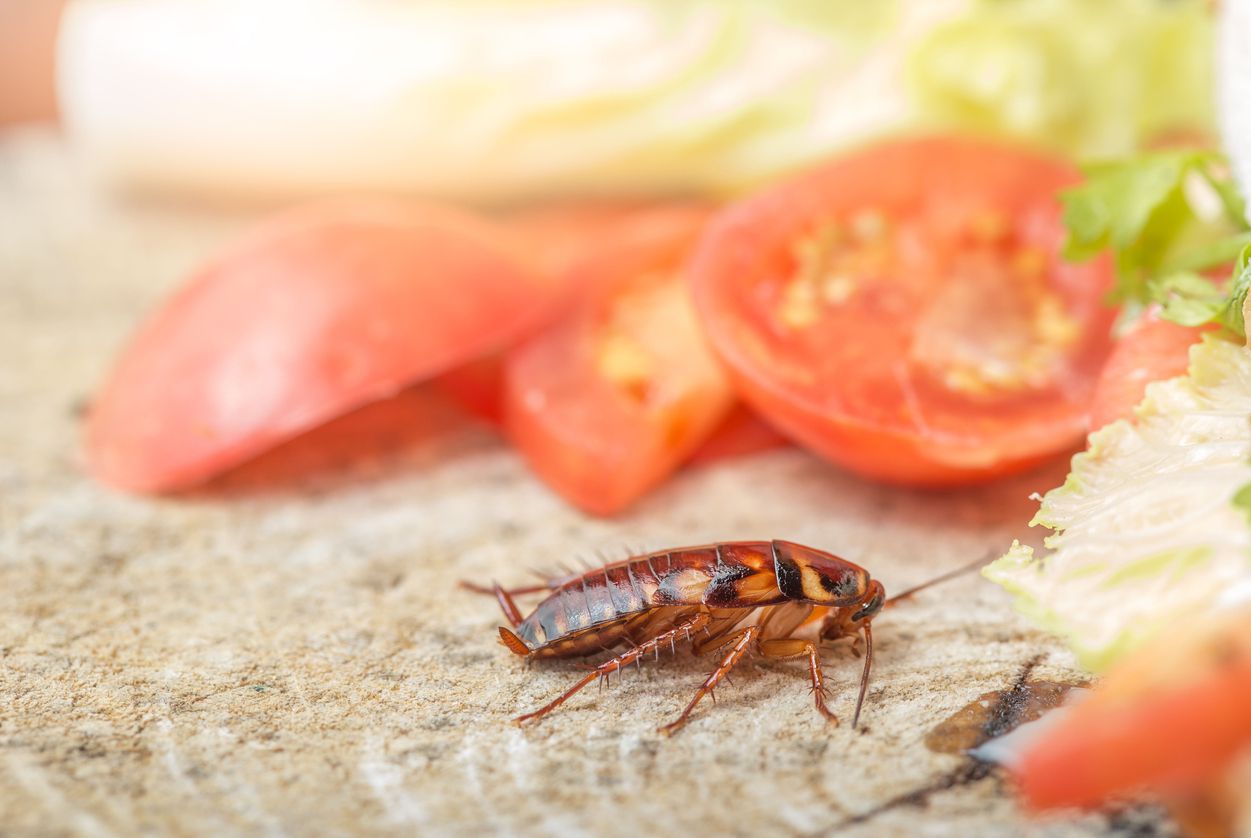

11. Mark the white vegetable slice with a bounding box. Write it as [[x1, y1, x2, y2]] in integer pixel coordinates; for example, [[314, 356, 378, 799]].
[[984, 337, 1251, 671]]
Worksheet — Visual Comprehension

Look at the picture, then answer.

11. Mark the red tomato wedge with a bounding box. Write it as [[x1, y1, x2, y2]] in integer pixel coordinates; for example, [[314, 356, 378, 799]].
[[88, 200, 561, 492], [689, 137, 1117, 486], [1088, 313, 1208, 430], [1016, 608, 1251, 812], [505, 202, 711, 284], [437, 356, 792, 471], [434, 203, 714, 427], [436, 354, 506, 427], [686, 403, 789, 466], [504, 209, 733, 515]]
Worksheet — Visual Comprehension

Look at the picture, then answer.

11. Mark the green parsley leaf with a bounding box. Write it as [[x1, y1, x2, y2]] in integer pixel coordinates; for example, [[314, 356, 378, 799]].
[[1061, 151, 1216, 302], [1061, 149, 1250, 338], [1148, 271, 1226, 326]]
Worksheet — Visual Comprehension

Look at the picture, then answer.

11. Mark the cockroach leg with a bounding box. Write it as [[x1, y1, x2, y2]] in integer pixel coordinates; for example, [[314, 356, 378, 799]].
[[491, 583, 524, 627], [852, 623, 874, 730], [759, 638, 838, 725], [658, 624, 759, 736], [515, 613, 710, 727], [460, 579, 556, 598]]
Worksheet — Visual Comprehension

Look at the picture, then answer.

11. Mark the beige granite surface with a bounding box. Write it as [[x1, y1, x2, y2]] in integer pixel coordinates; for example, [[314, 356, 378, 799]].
[[0, 130, 1173, 837]]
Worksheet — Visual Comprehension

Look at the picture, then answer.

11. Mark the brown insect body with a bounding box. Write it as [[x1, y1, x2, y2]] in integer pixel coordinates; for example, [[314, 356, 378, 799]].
[[477, 540, 887, 734]]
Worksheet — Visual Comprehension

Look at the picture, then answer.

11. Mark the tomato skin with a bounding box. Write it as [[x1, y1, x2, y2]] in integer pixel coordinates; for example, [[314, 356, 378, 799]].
[[436, 354, 506, 426], [438, 354, 792, 471], [686, 403, 789, 466], [87, 200, 560, 492], [504, 209, 732, 516], [505, 202, 711, 290], [689, 137, 1117, 487], [1016, 609, 1251, 812], [435, 203, 713, 429], [1088, 313, 1208, 430]]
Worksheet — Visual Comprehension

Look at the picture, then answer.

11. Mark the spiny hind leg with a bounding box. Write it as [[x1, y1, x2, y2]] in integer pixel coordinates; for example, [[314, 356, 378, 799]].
[[515, 613, 710, 726], [659, 623, 759, 736], [758, 638, 838, 725]]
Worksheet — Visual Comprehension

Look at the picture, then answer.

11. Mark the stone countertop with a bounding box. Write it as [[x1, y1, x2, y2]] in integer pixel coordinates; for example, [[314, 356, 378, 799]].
[[0, 130, 1170, 837]]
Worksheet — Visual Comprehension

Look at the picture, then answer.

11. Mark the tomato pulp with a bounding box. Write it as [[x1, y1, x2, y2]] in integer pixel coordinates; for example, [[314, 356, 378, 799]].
[[689, 137, 1117, 486]]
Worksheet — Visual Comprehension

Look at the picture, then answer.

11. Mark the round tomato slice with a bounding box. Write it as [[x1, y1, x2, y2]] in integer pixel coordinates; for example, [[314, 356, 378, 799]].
[[1015, 607, 1251, 811], [1088, 313, 1208, 430], [689, 137, 1117, 486], [504, 210, 732, 516], [87, 200, 561, 492]]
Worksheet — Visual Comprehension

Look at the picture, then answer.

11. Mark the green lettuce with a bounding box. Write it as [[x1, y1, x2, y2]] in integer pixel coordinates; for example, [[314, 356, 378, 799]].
[[984, 337, 1251, 671], [909, 0, 1214, 161]]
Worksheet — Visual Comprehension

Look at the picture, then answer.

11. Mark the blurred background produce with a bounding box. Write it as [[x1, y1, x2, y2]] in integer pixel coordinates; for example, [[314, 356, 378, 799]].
[[3, 0, 1216, 201]]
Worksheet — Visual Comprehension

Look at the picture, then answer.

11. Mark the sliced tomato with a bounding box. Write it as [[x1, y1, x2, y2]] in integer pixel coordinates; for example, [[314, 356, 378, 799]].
[[1088, 312, 1209, 430], [689, 137, 1117, 486], [439, 355, 792, 469], [505, 202, 710, 285], [1016, 607, 1251, 811], [504, 209, 733, 515], [686, 403, 789, 466], [434, 202, 713, 427], [436, 354, 506, 427], [87, 200, 562, 492]]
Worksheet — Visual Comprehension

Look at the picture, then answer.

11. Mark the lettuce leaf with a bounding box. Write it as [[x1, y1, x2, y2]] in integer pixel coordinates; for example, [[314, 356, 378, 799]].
[[908, 0, 1214, 161], [983, 337, 1251, 671]]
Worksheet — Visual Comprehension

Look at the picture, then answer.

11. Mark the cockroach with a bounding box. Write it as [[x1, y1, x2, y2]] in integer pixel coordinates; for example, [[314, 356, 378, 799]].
[[465, 540, 982, 735]]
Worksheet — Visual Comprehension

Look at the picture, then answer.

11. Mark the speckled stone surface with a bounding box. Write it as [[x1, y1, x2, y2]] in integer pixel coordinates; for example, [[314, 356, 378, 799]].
[[0, 130, 1172, 837]]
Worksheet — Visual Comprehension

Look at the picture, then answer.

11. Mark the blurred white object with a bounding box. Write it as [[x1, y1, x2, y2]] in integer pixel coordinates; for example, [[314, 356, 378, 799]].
[[58, 0, 1215, 203], [1222, 0, 1251, 204], [58, 0, 952, 202]]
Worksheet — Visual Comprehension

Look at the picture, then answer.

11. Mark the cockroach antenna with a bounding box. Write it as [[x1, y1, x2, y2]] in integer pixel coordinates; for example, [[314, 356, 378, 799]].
[[884, 550, 995, 608]]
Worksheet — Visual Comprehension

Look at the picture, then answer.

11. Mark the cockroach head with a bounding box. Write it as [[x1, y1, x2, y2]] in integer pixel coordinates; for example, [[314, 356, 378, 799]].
[[771, 540, 871, 607], [850, 579, 885, 624]]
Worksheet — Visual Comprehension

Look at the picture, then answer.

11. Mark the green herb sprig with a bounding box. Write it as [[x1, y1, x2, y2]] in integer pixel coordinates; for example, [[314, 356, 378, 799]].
[[1061, 150, 1250, 339]]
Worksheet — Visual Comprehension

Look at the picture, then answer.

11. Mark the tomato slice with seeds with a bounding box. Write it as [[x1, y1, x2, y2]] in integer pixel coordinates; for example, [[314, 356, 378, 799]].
[[504, 209, 732, 515], [689, 137, 1117, 486], [88, 200, 561, 492]]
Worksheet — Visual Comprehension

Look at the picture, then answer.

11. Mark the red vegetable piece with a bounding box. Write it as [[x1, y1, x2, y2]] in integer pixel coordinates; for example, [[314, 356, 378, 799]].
[[1088, 313, 1209, 430], [686, 403, 789, 466], [1016, 608, 1251, 812], [504, 208, 732, 515], [689, 137, 1117, 487], [434, 203, 713, 427], [436, 354, 506, 427], [87, 200, 561, 492]]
